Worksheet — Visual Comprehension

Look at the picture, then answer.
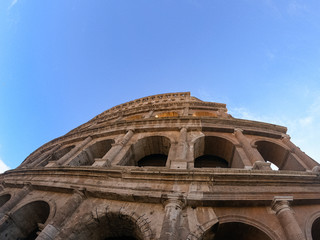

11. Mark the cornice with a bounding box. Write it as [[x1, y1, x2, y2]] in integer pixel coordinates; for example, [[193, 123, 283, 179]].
[[1, 167, 320, 207]]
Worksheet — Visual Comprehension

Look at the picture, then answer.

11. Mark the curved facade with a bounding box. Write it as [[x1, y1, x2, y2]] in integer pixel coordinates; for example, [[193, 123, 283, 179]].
[[0, 92, 319, 240]]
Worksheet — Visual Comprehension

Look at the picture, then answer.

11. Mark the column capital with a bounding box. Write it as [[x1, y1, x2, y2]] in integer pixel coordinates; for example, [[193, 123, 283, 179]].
[[22, 182, 33, 192], [271, 196, 293, 214], [70, 187, 87, 199], [161, 194, 186, 209], [234, 128, 243, 133]]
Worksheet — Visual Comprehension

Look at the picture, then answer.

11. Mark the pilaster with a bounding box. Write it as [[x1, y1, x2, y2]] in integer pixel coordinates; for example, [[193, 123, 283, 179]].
[[46, 136, 93, 167], [93, 129, 134, 167], [234, 128, 267, 167], [36, 188, 86, 240], [271, 196, 306, 240], [159, 195, 186, 240], [0, 184, 32, 220], [282, 135, 318, 170], [170, 127, 188, 170]]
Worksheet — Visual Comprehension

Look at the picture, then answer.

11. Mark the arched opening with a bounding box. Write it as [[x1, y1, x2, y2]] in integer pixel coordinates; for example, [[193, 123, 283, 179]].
[[194, 136, 234, 168], [138, 154, 167, 167], [212, 222, 272, 240], [38, 145, 75, 167], [120, 136, 171, 167], [0, 200, 50, 240], [52, 145, 75, 160], [256, 140, 305, 171], [69, 139, 114, 166], [194, 155, 228, 168], [0, 194, 10, 208], [72, 212, 144, 240], [312, 216, 320, 240]]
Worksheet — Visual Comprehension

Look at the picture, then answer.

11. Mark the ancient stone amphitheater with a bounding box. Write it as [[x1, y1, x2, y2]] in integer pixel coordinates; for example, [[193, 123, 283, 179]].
[[0, 92, 319, 240]]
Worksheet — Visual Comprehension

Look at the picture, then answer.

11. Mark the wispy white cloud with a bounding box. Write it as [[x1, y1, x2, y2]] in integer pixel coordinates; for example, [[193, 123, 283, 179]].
[[229, 94, 320, 163], [8, 0, 18, 10], [0, 158, 10, 173]]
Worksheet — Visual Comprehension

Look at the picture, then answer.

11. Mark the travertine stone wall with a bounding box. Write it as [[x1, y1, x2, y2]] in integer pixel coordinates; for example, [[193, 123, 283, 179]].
[[0, 92, 319, 240]]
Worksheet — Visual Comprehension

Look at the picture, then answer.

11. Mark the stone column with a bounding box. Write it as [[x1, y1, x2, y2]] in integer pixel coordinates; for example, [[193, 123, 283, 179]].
[[46, 136, 92, 167], [159, 196, 186, 240], [282, 135, 318, 170], [93, 129, 134, 167], [170, 127, 188, 169], [36, 189, 86, 240], [271, 196, 306, 240], [234, 129, 268, 168], [27, 144, 61, 168], [0, 184, 32, 220]]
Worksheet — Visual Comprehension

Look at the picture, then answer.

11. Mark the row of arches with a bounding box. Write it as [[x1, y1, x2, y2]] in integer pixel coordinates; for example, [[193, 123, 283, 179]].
[[1, 194, 320, 240], [33, 134, 307, 171]]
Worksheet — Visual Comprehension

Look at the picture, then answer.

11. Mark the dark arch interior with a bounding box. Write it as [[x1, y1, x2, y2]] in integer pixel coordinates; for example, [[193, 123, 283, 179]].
[[0, 194, 11, 208], [194, 136, 234, 168], [195, 155, 229, 168], [39, 145, 75, 167], [73, 212, 143, 240], [213, 222, 272, 240], [70, 139, 114, 166], [52, 145, 75, 160], [256, 141, 286, 170], [121, 136, 170, 167], [312, 217, 320, 240], [138, 154, 167, 167], [0, 200, 50, 240], [105, 237, 137, 240]]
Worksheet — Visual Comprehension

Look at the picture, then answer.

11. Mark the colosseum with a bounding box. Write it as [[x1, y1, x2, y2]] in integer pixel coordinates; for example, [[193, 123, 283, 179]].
[[0, 92, 319, 240]]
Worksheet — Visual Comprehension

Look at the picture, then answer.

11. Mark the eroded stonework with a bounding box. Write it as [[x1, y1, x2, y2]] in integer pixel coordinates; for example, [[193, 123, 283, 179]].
[[0, 92, 319, 240]]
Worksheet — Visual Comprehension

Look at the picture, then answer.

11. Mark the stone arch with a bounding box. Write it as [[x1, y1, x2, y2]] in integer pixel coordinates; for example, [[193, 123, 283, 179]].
[[38, 145, 76, 167], [69, 139, 114, 166], [186, 218, 219, 240], [0, 193, 10, 208], [305, 211, 320, 240], [0, 200, 50, 240], [254, 140, 306, 171], [193, 135, 236, 168], [67, 205, 152, 240], [215, 215, 280, 240], [120, 135, 171, 167], [188, 215, 279, 240]]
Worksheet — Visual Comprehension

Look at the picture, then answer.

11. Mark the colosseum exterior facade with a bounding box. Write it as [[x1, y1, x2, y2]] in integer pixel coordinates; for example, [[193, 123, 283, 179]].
[[0, 92, 319, 240]]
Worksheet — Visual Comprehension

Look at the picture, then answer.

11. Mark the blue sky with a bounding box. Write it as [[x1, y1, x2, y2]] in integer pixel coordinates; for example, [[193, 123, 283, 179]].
[[1, 0, 320, 172]]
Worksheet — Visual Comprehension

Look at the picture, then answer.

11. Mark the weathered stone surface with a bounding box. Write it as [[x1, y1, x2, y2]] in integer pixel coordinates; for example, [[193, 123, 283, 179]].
[[0, 92, 319, 240]]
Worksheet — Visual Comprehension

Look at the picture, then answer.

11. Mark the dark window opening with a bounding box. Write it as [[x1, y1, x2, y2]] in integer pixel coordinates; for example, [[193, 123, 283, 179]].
[[138, 154, 167, 167], [0, 194, 11, 208], [213, 222, 272, 240], [312, 217, 320, 240], [194, 155, 228, 168], [105, 237, 137, 240]]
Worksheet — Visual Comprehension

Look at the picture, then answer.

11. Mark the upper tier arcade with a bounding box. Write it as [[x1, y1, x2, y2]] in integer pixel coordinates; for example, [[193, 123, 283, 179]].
[[19, 92, 318, 172]]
